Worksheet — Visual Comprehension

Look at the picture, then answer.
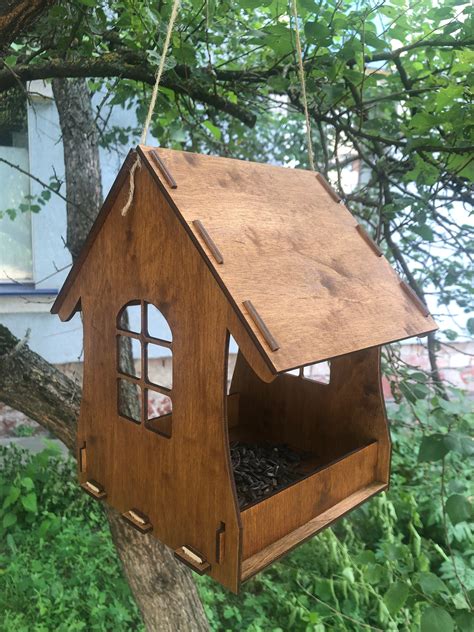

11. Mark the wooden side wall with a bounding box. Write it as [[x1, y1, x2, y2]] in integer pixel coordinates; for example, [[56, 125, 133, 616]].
[[74, 165, 271, 592], [229, 346, 391, 481]]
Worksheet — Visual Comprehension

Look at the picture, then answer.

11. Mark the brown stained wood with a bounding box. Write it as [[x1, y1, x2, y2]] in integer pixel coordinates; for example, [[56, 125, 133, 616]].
[[229, 346, 391, 483], [243, 300, 280, 352], [51, 144, 428, 592], [81, 480, 107, 500], [400, 280, 431, 317], [216, 523, 226, 563], [241, 442, 379, 559], [122, 509, 153, 534], [193, 219, 224, 264], [355, 224, 383, 257], [138, 146, 437, 374], [149, 149, 178, 189], [63, 163, 262, 592], [315, 172, 342, 202], [241, 482, 386, 581], [227, 393, 240, 428], [174, 546, 211, 575], [79, 443, 87, 472]]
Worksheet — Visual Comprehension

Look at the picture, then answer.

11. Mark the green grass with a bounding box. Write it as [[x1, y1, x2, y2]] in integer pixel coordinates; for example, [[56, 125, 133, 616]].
[[0, 392, 472, 631]]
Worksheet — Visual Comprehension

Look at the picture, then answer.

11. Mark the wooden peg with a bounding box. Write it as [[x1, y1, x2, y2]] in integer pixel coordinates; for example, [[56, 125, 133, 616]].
[[149, 150, 177, 188], [400, 280, 430, 317], [243, 300, 280, 352], [79, 443, 87, 472], [122, 508, 153, 533], [81, 479, 106, 500], [315, 173, 341, 202], [355, 224, 383, 257], [174, 545, 211, 575], [193, 219, 224, 264]]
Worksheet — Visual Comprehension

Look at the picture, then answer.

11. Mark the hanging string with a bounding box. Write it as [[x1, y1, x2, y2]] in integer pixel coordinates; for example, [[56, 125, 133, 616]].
[[289, 0, 315, 171], [122, 0, 181, 217]]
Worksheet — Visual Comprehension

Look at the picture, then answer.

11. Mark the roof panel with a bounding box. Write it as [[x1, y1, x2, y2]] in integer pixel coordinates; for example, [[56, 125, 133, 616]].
[[140, 146, 437, 373]]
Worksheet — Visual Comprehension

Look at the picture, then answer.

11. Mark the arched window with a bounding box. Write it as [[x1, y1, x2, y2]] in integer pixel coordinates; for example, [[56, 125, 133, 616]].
[[116, 300, 173, 437]]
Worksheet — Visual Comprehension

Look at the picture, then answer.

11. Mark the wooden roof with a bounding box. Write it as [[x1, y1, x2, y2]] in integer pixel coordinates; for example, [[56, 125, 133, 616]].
[[53, 145, 437, 374]]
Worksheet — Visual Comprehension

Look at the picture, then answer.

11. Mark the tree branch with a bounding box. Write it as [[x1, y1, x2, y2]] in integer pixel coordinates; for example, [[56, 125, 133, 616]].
[[0, 55, 256, 127]]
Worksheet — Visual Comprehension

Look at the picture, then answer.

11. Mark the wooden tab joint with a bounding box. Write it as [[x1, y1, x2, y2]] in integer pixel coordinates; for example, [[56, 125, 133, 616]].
[[355, 224, 383, 257], [81, 479, 106, 500], [149, 150, 177, 189], [79, 443, 87, 472], [400, 280, 430, 317], [216, 522, 226, 564], [174, 545, 211, 575], [315, 173, 342, 203], [122, 508, 153, 533], [243, 300, 280, 352], [192, 219, 224, 264]]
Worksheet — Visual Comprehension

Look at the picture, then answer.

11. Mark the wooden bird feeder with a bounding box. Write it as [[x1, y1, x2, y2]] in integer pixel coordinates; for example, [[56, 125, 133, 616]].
[[52, 146, 437, 592]]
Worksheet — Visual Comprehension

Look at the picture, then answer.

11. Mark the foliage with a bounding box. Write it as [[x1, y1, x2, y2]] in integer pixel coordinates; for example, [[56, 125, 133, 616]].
[[2, 0, 472, 351], [0, 390, 472, 631], [0, 443, 144, 631]]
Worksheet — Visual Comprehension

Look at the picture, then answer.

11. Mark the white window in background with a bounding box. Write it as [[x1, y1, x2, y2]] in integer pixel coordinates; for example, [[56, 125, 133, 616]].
[[0, 88, 33, 282]]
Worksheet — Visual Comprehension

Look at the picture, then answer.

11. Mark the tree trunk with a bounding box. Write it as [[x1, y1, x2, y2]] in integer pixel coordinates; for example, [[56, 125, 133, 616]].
[[52, 78, 102, 261], [0, 77, 209, 632]]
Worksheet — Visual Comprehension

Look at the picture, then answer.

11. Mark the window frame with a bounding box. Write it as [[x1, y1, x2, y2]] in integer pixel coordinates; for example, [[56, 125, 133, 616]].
[[116, 300, 173, 437]]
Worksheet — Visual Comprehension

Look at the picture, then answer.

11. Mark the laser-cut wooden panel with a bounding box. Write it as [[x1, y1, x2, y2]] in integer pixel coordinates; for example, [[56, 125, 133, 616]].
[[137, 145, 437, 374], [50, 146, 432, 593]]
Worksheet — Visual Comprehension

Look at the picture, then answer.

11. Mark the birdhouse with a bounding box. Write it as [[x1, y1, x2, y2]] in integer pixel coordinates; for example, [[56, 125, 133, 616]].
[[52, 146, 437, 592]]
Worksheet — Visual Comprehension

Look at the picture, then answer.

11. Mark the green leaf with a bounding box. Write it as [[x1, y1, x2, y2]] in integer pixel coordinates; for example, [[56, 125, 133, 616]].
[[383, 581, 409, 615], [2, 512, 17, 528], [456, 611, 474, 632], [412, 225, 435, 242], [418, 434, 450, 462], [417, 572, 448, 595], [421, 607, 454, 632], [445, 494, 472, 525], [21, 492, 38, 513], [304, 21, 331, 44], [203, 120, 222, 140], [21, 477, 34, 491], [3, 486, 20, 509]]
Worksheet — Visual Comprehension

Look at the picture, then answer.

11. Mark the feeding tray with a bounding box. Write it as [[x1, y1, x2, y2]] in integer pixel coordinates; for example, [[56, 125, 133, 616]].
[[51, 146, 437, 592]]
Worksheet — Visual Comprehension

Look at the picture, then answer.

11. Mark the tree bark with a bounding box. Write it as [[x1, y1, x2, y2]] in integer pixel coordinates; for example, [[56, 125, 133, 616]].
[[0, 0, 55, 50], [51, 78, 102, 261], [0, 77, 209, 631]]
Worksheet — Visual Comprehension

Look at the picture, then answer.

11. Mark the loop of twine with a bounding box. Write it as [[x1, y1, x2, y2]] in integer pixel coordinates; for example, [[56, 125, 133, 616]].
[[290, 0, 315, 171], [122, 0, 181, 217]]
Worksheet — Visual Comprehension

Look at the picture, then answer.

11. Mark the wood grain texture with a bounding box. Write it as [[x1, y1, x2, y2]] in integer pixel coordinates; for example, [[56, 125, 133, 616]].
[[137, 145, 437, 374], [50, 145, 411, 592], [241, 442, 378, 559], [241, 482, 387, 581], [68, 164, 251, 591]]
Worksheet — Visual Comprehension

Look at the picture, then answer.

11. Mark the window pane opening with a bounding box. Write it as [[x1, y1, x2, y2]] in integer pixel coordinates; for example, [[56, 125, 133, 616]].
[[146, 343, 172, 389], [145, 389, 172, 438], [118, 378, 141, 423], [226, 334, 239, 395], [147, 303, 172, 341], [302, 361, 331, 385], [117, 301, 141, 334], [117, 335, 141, 378]]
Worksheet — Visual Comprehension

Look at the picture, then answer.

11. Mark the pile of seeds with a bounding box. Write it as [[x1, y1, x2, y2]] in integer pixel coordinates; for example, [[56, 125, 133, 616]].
[[230, 441, 304, 508]]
